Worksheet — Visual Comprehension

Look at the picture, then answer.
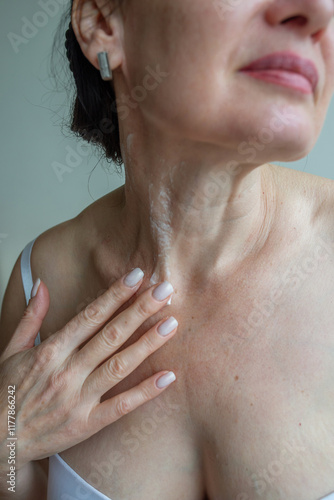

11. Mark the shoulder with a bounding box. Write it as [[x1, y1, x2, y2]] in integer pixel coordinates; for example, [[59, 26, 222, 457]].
[[31, 191, 118, 287], [28, 188, 124, 337], [291, 167, 334, 240], [270, 162, 334, 199], [30, 218, 84, 289], [270, 163, 334, 220], [270, 163, 334, 258], [30, 187, 124, 281]]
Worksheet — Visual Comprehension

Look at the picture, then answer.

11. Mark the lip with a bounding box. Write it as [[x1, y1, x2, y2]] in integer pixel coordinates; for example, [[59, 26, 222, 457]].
[[238, 51, 319, 94]]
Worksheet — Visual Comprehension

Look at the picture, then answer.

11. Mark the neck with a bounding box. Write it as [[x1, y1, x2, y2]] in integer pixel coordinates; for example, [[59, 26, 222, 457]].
[[110, 140, 278, 293]]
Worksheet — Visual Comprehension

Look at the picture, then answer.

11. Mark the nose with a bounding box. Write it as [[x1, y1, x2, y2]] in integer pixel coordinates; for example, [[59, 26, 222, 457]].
[[265, 0, 334, 42]]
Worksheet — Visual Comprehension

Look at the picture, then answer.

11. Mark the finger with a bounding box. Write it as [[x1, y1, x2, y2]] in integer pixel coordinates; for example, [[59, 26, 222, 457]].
[[81, 315, 178, 399], [73, 281, 175, 376], [59, 268, 145, 354], [2, 280, 50, 360], [87, 370, 177, 433]]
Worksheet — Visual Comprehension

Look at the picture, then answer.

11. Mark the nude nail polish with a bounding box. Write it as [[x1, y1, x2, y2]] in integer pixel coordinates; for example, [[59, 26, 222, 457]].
[[156, 371, 176, 389]]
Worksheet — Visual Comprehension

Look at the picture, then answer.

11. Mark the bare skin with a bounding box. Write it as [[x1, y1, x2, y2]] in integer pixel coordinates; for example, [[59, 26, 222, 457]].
[[6, 0, 334, 498], [31, 164, 334, 500]]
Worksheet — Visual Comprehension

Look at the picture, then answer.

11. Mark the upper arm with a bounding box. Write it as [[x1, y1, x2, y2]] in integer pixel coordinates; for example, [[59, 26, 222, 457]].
[[0, 251, 27, 355]]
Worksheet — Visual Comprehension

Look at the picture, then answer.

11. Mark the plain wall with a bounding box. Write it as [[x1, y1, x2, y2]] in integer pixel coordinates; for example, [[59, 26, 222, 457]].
[[1, 0, 334, 307]]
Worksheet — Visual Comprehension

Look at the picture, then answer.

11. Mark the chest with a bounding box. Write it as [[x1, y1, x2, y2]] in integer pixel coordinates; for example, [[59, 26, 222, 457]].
[[194, 244, 334, 500], [41, 242, 334, 500]]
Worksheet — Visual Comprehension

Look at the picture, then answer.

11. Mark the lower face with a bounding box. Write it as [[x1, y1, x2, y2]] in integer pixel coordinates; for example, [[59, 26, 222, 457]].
[[120, 0, 334, 165]]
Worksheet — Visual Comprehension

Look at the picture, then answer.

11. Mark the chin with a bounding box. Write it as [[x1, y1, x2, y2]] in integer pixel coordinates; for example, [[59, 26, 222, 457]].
[[228, 113, 316, 166], [259, 108, 318, 163], [267, 137, 316, 164]]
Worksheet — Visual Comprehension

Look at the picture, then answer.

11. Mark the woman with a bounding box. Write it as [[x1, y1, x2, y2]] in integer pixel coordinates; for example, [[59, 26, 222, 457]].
[[1, 0, 334, 498]]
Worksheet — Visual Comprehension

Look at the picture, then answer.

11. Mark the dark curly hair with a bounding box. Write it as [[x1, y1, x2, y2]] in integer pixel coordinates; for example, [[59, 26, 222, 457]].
[[50, 0, 123, 173]]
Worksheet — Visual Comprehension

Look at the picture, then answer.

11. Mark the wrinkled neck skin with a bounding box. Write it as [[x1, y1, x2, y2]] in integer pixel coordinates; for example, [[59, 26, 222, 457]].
[[116, 131, 278, 298]]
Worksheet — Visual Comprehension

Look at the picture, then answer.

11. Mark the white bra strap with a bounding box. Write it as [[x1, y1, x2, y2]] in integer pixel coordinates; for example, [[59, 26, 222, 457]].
[[20, 237, 41, 346]]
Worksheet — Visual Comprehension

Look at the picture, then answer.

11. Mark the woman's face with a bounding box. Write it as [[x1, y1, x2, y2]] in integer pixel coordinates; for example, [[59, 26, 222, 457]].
[[118, 0, 334, 164]]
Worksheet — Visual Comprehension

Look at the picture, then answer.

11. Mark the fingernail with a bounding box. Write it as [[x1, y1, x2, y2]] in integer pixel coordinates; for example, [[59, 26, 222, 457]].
[[124, 268, 144, 287], [152, 281, 174, 301], [31, 278, 41, 299], [157, 317, 178, 337], [156, 371, 176, 389]]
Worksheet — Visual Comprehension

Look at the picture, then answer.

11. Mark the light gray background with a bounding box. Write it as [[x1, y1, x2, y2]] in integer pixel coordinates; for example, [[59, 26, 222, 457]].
[[1, 0, 334, 307]]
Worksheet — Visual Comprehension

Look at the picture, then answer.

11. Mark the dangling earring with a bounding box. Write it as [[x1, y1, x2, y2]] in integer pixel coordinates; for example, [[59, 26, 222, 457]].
[[97, 51, 113, 81]]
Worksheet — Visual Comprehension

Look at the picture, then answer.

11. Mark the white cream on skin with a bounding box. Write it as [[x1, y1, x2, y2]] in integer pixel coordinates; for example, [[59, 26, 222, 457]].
[[148, 182, 173, 304], [126, 132, 173, 304]]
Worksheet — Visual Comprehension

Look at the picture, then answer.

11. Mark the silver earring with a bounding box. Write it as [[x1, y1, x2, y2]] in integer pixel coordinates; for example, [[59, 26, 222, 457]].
[[97, 51, 112, 81]]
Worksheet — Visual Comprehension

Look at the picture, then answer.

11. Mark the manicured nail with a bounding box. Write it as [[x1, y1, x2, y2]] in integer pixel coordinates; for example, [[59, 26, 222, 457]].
[[152, 281, 174, 301], [124, 268, 144, 287], [156, 371, 176, 389], [157, 317, 178, 337], [31, 278, 41, 299]]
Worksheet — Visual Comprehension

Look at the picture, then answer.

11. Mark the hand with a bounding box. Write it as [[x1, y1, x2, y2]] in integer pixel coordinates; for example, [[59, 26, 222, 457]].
[[0, 269, 178, 470]]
